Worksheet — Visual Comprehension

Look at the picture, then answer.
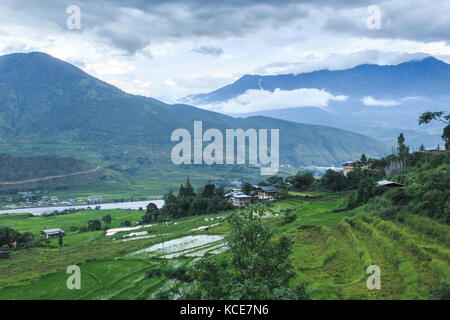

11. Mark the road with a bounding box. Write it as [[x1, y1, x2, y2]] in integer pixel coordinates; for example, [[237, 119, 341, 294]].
[[0, 166, 101, 185]]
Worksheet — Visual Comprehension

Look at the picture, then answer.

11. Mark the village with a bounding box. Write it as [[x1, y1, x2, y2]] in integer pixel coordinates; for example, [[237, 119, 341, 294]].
[[1, 192, 105, 210]]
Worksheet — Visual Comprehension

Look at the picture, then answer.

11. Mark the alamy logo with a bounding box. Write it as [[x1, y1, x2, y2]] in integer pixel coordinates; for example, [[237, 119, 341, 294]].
[[366, 265, 381, 290], [66, 5, 81, 30], [171, 121, 279, 175], [367, 5, 381, 30], [66, 265, 81, 290]]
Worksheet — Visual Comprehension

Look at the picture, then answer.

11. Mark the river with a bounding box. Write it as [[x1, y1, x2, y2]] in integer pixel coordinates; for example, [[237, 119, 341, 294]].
[[0, 200, 164, 216]]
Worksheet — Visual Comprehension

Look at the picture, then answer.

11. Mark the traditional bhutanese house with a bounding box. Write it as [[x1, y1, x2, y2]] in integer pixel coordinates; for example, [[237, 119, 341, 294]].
[[342, 161, 370, 176], [425, 149, 445, 155], [88, 195, 104, 203], [224, 190, 252, 208], [376, 180, 404, 190], [256, 186, 278, 200], [41, 228, 65, 239], [231, 193, 252, 207], [0, 251, 11, 259]]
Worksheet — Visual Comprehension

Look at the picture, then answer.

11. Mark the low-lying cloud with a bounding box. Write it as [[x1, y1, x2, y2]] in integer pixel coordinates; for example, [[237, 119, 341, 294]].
[[362, 96, 401, 107], [201, 88, 347, 114]]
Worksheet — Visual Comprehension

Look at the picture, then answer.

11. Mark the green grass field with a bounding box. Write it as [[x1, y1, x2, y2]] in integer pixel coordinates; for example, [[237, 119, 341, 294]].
[[0, 192, 448, 300]]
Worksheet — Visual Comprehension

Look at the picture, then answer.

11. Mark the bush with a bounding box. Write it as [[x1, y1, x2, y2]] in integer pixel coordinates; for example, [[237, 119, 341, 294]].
[[429, 283, 450, 300], [88, 219, 102, 231], [120, 220, 132, 227]]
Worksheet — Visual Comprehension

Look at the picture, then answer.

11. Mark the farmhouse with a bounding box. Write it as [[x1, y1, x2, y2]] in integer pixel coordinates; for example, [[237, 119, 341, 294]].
[[224, 190, 252, 208], [256, 186, 278, 200], [376, 180, 404, 190], [41, 228, 65, 239], [88, 195, 104, 203], [342, 161, 370, 176], [425, 149, 445, 155]]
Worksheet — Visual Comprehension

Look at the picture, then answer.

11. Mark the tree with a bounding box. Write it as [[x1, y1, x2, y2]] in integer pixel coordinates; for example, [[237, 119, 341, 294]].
[[183, 206, 316, 300], [0, 227, 21, 249], [419, 111, 450, 150], [419, 144, 426, 152], [202, 184, 215, 198], [142, 203, 160, 223], [58, 232, 64, 248], [185, 178, 195, 197], [0, 228, 35, 249], [215, 186, 225, 197], [287, 172, 314, 191], [120, 220, 132, 227], [267, 176, 285, 188], [102, 214, 112, 227], [88, 219, 102, 231], [360, 153, 367, 163], [320, 170, 348, 191], [397, 133, 409, 159], [242, 182, 252, 195]]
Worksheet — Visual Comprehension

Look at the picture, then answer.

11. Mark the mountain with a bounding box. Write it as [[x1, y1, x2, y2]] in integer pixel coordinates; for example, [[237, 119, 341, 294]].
[[0, 52, 389, 180], [180, 57, 450, 149]]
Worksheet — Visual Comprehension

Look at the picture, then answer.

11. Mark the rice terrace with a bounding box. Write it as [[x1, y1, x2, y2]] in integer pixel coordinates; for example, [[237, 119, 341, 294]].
[[1, 150, 449, 300]]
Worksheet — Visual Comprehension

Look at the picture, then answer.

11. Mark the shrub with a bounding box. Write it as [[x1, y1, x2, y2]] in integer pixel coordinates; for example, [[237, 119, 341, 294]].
[[429, 282, 450, 300]]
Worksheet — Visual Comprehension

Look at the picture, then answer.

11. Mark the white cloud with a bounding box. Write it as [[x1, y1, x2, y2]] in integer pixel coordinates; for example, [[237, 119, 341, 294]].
[[362, 96, 401, 107], [254, 50, 435, 75], [2, 1, 450, 103], [200, 88, 347, 114]]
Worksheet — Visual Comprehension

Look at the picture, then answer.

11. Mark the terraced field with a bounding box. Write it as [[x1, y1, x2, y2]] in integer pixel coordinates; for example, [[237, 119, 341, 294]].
[[290, 213, 449, 299], [0, 192, 448, 300]]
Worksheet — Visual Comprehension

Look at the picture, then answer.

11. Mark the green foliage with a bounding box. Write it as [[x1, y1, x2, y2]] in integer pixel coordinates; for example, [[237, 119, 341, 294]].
[[429, 282, 450, 300], [141, 203, 160, 223], [360, 153, 367, 163], [159, 179, 234, 220], [347, 178, 383, 209], [0, 227, 35, 249], [87, 219, 102, 231], [242, 182, 252, 196], [120, 220, 132, 227], [418, 111, 450, 150], [323, 235, 337, 263], [0, 154, 95, 183], [58, 232, 63, 248], [281, 209, 297, 225], [102, 214, 112, 227], [320, 170, 348, 191], [397, 133, 409, 159], [182, 205, 316, 300], [287, 172, 314, 191]]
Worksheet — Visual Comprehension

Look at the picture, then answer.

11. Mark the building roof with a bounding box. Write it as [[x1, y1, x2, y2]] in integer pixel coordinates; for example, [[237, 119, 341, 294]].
[[376, 180, 404, 187], [42, 228, 65, 234], [343, 161, 366, 166], [233, 193, 252, 199], [224, 191, 251, 198], [258, 186, 278, 193]]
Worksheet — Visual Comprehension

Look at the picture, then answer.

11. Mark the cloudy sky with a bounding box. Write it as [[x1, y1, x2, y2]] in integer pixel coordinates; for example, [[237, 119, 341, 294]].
[[1, 0, 450, 107]]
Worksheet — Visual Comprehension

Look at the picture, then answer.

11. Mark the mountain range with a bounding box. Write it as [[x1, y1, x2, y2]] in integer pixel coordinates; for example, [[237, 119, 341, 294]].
[[181, 57, 450, 149], [0, 52, 389, 183]]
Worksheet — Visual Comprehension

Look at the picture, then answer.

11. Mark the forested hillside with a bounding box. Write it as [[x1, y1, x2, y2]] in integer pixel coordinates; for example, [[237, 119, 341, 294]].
[[0, 154, 95, 182]]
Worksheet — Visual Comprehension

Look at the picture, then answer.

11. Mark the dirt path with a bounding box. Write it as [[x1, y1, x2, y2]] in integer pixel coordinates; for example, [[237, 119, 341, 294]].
[[0, 166, 101, 185]]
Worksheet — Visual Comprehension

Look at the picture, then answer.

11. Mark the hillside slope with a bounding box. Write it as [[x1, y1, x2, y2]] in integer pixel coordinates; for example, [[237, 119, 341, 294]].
[[0, 52, 389, 168]]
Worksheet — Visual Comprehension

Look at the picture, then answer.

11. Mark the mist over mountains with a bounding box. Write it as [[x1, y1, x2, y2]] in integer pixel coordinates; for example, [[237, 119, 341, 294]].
[[181, 57, 450, 149]]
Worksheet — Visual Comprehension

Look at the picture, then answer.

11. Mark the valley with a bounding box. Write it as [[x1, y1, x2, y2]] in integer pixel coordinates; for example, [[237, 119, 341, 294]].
[[0, 187, 448, 300]]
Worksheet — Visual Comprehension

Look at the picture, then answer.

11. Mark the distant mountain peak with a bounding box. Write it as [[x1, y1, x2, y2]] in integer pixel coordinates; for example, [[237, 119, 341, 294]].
[[180, 55, 450, 105]]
